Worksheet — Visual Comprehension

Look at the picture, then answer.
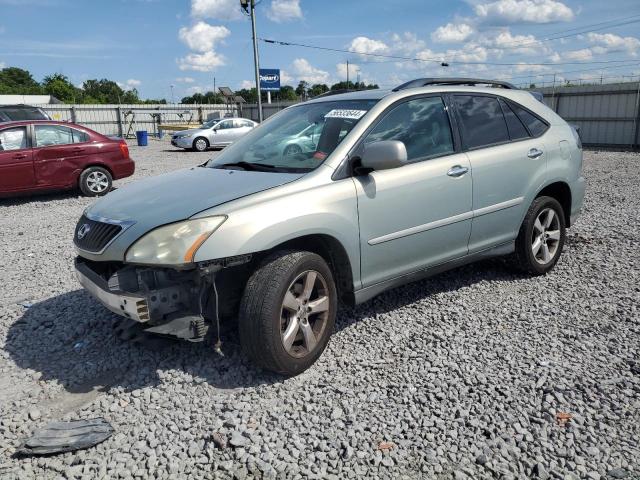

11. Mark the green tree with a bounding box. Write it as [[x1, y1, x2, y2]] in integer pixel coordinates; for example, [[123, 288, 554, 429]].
[[0, 67, 42, 95], [42, 73, 81, 103], [277, 85, 297, 101], [295, 81, 309, 98], [330, 81, 379, 91], [309, 83, 329, 97], [82, 79, 139, 104]]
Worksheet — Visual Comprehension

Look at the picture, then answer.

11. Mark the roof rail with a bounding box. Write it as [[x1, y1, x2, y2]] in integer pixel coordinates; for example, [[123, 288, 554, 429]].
[[392, 78, 517, 92], [313, 89, 357, 99]]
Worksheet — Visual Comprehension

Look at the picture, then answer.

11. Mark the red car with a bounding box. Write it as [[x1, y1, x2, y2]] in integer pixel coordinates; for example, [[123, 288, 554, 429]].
[[0, 120, 135, 197]]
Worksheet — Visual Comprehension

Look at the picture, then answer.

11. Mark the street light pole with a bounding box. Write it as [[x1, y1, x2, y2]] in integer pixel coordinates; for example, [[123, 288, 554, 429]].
[[249, 1, 263, 122]]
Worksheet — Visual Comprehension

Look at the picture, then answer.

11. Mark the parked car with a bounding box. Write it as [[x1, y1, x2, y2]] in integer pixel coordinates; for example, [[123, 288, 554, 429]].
[[0, 120, 134, 197], [246, 122, 323, 163], [0, 104, 50, 122], [171, 117, 258, 152], [74, 78, 585, 375]]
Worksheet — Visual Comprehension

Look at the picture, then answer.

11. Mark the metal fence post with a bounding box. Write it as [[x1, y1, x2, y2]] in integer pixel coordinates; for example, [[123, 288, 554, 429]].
[[633, 78, 640, 150], [70, 106, 77, 123], [116, 106, 124, 138]]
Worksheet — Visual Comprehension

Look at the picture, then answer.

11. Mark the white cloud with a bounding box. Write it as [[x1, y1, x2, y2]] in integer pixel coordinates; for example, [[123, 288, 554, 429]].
[[431, 23, 474, 43], [280, 69, 293, 85], [0, 61, 4, 69], [240, 79, 254, 89], [126, 78, 141, 88], [391, 32, 426, 56], [348, 36, 389, 56], [480, 30, 548, 56], [474, 0, 574, 24], [186, 85, 204, 95], [266, 0, 303, 23], [587, 33, 640, 56], [291, 58, 330, 84], [179, 22, 230, 53], [561, 48, 593, 61], [191, 0, 243, 21], [176, 76, 196, 83], [178, 50, 226, 71]]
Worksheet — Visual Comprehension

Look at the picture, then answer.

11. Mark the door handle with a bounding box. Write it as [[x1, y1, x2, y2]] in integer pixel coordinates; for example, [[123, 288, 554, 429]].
[[527, 148, 543, 159], [447, 165, 469, 177], [12, 153, 28, 159]]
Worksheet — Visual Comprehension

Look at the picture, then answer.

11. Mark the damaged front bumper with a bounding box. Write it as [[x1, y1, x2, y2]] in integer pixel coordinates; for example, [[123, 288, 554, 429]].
[[74, 254, 252, 342], [76, 260, 151, 322]]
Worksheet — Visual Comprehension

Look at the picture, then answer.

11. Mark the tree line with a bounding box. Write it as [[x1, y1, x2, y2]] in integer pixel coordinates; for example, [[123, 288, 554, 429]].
[[0, 67, 166, 104], [180, 80, 379, 104], [0, 66, 379, 105]]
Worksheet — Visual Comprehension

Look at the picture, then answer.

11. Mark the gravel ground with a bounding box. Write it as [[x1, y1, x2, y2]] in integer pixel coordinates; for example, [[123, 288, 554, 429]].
[[0, 140, 638, 480]]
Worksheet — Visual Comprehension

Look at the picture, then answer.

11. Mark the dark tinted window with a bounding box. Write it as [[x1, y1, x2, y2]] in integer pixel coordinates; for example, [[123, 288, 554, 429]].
[[0, 106, 48, 121], [0, 127, 28, 151], [217, 120, 234, 130], [365, 96, 454, 162], [454, 95, 509, 149], [71, 128, 89, 143], [35, 125, 74, 146], [499, 98, 529, 140], [509, 101, 548, 137]]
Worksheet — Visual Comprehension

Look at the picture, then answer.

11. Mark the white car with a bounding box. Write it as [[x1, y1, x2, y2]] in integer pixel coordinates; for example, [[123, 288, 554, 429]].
[[171, 117, 257, 152]]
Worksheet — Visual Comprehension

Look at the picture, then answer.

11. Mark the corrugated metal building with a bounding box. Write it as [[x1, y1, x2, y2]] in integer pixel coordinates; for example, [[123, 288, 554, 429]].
[[0, 94, 61, 105]]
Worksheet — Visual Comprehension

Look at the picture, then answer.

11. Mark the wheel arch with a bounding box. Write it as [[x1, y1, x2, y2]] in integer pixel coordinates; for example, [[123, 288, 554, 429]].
[[534, 181, 572, 227], [264, 234, 356, 306]]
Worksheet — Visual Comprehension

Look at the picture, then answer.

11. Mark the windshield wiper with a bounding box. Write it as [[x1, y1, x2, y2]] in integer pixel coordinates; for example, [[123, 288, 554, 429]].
[[215, 161, 277, 171]]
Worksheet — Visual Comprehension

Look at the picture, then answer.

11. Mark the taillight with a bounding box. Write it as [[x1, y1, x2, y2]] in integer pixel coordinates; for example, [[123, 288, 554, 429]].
[[119, 141, 129, 159]]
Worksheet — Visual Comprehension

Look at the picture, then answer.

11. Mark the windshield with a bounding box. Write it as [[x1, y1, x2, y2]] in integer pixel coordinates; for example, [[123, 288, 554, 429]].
[[206, 99, 378, 173], [200, 119, 220, 129]]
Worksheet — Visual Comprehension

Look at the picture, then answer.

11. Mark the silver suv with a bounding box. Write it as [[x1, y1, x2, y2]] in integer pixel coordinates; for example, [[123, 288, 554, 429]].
[[74, 78, 585, 376]]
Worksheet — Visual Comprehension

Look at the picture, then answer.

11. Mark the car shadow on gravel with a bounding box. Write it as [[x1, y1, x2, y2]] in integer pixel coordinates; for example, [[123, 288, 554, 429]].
[[0, 190, 82, 206], [5, 258, 525, 395]]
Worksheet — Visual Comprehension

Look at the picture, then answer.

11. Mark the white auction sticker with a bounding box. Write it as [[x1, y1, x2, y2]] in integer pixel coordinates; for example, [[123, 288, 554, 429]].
[[324, 109, 367, 120]]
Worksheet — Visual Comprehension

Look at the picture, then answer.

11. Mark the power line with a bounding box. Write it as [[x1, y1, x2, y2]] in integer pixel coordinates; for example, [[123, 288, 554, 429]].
[[260, 15, 640, 67]]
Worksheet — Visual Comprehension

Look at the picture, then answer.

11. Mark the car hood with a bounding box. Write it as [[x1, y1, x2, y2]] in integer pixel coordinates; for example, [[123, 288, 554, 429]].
[[173, 128, 204, 136], [86, 167, 303, 229]]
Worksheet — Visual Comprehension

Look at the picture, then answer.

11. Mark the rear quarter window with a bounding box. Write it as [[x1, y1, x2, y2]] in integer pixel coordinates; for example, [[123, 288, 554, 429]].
[[507, 101, 549, 137]]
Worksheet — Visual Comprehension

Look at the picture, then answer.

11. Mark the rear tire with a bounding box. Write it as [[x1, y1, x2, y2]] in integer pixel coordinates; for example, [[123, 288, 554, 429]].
[[238, 250, 337, 376], [79, 166, 112, 197], [193, 137, 209, 152], [514, 196, 566, 275]]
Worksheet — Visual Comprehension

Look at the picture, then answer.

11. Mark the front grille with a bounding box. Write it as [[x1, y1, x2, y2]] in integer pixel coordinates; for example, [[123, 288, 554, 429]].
[[74, 215, 123, 253]]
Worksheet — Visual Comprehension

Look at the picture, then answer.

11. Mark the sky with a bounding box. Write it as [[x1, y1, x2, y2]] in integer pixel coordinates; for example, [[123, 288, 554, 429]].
[[1, 0, 640, 100]]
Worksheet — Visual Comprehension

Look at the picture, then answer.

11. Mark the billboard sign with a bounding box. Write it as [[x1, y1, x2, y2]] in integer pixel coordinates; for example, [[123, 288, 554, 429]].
[[259, 68, 281, 91]]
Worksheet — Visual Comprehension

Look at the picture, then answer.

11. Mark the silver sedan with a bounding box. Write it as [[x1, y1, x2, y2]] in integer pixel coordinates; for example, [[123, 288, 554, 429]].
[[171, 117, 257, 152]]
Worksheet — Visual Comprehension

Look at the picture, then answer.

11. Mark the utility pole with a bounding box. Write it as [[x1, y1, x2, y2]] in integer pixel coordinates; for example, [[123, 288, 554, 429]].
[[170, 85, 175, 104], [213, 76, 216, 102], [241, 0, 263, 122], [346, 60, 349, 87]]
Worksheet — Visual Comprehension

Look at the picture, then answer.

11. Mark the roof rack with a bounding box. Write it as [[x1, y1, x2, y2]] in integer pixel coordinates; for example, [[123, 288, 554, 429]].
[[313, 89, 357, 99], [392, 78, 517, 92]]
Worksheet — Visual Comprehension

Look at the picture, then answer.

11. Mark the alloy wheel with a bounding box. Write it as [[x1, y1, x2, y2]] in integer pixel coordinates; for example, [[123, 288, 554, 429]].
[[531, 207, 561, 265], [86, 171, 109, 193], [280, 270, 330, 358]]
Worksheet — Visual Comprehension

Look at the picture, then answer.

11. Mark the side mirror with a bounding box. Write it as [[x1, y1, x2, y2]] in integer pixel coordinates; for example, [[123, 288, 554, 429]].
[[358, 140, 407, 173]]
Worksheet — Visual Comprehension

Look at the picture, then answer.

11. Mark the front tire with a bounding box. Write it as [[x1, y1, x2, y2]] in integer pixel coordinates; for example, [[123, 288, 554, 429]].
[[79, 166, 112, 197], [239, 250, 337, 376], [192, 137, 209, 152], [514, 196, 566, 275]]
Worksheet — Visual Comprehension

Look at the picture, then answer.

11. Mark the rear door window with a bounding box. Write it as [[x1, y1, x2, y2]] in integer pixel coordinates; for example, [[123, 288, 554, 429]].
[[508, 101, 548, 137], [0, 127, 28, 151], [71, 128, 89, 143], [35, 125, 74, 146], [454, 95, 510, 149], [364, 96, 454, 162], [498, 98, 530, 141]]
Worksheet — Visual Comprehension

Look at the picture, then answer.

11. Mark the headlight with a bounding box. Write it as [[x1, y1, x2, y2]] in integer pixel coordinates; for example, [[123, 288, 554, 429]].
[[125, 216, 226, 265]]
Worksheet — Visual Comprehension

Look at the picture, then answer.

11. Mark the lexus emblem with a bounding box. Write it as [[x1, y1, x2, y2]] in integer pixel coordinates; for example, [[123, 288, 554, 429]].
[[77, 224, 91, 240]]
